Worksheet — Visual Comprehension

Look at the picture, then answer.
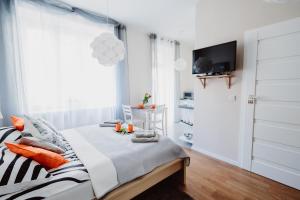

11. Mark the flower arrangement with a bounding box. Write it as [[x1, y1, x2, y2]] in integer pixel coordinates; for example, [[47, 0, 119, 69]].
[[143, 93, 152, 104]]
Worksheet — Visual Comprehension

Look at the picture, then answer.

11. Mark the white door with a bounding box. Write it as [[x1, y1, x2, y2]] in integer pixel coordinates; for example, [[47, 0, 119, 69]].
[[242, 18, 300, 189]]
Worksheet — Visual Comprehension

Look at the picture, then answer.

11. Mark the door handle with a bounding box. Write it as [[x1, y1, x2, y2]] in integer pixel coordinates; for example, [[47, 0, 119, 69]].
[[248, 95, 257, 104]]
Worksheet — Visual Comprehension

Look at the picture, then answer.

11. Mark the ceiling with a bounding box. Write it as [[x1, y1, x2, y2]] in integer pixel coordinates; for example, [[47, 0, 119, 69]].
[[61, 0, 197, 46]]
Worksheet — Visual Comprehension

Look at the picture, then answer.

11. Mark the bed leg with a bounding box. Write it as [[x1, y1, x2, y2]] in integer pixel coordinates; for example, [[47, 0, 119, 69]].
[[179, 162, 186, 185], [170, 160, 186, 186]]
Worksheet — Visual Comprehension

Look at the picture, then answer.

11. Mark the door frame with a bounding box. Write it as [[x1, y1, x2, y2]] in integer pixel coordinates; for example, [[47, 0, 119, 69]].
[[239, 17, 300, 170], [239, 29, 258, 170]]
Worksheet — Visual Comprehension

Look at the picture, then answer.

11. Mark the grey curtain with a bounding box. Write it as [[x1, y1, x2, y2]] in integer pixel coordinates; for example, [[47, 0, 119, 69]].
[[23, 0, 120, 25], [0, 0, 26, 125], [115, 25, 130, 120], [174, 41, 181, 122], [149, 33, 158, 104]]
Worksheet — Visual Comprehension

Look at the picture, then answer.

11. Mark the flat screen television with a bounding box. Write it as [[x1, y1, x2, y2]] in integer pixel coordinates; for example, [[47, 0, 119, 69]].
[[192, 41, 237, 75]]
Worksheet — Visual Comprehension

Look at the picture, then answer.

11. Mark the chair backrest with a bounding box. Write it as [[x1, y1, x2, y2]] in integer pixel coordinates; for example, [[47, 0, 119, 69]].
[[122, 105, 133, 123], [155, 104, 165, 114], [151, 105, 166, 122]]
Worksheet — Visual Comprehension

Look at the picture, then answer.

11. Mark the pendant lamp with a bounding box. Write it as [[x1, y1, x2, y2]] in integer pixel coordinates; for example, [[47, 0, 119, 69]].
[[90, 0, 125, 66]]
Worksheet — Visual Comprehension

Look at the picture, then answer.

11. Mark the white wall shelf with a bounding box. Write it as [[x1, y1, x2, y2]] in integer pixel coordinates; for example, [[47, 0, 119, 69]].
[[178, 105, 194, 110], [179, 135, 193, 144]]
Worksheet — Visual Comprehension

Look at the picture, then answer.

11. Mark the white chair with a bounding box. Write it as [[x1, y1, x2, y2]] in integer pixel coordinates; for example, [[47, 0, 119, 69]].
[[122, 105, 144, 129], [148, 105, 167, 135]]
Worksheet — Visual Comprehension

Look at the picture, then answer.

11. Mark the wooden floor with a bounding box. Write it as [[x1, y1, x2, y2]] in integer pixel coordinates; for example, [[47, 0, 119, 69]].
[[180, 149, 300, 200]]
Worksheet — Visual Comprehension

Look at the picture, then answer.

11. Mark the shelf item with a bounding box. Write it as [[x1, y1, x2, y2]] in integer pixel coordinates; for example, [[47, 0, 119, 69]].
[[183, 92, 193, 100], [196, 74, 233, 89], [184, 133, 193, 139], [179, 99, 194, 108], [178, 105, 194, 110], [180, 120, 193, 127], [179, 135, 193, 144]]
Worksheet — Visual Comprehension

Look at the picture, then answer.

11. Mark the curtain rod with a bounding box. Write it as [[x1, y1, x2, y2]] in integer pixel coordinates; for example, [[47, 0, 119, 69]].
[[25, 0, 122, 26], [149, 33, 180, 45]]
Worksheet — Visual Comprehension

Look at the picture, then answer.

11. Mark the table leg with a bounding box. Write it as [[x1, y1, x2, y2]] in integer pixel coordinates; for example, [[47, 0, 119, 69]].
[[165, 108, 168, 135], [145, 111, 149, 130]]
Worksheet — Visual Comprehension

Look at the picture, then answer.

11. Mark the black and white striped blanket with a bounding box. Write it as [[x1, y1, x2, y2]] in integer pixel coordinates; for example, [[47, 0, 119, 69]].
[[0, 130, 91, 200], [0, 127, 22, 146]]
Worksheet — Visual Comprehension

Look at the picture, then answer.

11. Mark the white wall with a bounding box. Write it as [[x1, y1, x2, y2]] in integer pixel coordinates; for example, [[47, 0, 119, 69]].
[[179, 44, 194, 96], [193, 0, 300, 165], [127, 26, 152, 105], [127, 25, 193, 104]]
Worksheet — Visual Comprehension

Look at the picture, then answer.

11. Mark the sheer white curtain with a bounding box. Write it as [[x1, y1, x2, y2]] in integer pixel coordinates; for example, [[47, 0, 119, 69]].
[[13, 0, 117, 129], [152, 38, 176, 124]]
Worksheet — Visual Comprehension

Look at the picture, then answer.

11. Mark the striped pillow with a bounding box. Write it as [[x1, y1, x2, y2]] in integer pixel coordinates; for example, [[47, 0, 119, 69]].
[[0, 127, 22, 146], [0, 146, 51, 195]]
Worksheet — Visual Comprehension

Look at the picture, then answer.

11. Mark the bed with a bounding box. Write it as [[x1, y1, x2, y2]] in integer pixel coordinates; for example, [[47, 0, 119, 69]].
[[1, 125, 189, 200]]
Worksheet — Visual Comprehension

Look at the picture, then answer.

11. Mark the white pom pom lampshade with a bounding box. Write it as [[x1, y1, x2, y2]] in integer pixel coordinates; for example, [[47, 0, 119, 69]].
[[174, 58, 187, 71], [90, 32, 125, 66]]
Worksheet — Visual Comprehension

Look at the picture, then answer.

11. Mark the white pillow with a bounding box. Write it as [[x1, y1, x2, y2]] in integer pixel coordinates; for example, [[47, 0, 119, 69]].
[[0, 146, 51, 195], [23, 115, 67, 151], [19, 136, 64, 154], [23, 117, 42, 139]]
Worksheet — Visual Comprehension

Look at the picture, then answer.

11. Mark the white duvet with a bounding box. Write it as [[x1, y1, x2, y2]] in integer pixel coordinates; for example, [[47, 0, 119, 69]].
[[62, 129, 118, 199]]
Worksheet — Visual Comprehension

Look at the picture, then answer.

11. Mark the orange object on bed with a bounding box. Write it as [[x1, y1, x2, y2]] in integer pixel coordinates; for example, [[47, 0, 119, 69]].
[[5, 142, 68, 169], [10, 116, 25, 131], [128, 123, 133, 133], [115, 123, 121, 132]]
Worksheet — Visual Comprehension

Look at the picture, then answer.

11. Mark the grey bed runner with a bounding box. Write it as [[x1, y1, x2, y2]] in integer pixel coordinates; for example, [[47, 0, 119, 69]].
[[74, 125, 189, 186]]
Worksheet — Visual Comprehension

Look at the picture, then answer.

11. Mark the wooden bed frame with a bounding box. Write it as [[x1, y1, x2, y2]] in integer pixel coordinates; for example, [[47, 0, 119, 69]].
[[102, 158, 187, 200]]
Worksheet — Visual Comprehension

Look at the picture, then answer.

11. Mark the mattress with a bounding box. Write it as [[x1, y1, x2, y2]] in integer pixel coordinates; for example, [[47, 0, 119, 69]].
[[1, 125, 188, 199], [47, 181, 94, 200], [72, 125, 188, 187]]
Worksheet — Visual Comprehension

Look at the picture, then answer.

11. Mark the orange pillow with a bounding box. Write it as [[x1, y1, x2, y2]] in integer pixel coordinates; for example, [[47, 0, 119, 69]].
[[5, 142, 68, 169], [11, 116, 25, 131]]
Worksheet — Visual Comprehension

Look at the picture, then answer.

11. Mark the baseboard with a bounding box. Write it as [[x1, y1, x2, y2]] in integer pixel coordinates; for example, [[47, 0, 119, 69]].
[[192, 145, 240, 167]]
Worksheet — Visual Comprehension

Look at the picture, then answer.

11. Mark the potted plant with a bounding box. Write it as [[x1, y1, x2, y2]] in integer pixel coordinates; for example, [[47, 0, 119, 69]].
[[143, 93, 152, 106]]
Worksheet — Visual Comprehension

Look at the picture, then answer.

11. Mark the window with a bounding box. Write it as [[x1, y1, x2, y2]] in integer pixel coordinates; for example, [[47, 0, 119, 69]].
[[16, 1, 117, 114], [152, 38, 176, 124]]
